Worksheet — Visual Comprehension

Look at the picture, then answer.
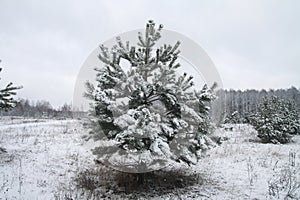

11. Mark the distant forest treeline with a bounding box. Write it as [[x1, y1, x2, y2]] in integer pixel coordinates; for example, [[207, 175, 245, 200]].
[[0, 99, 76, 118], [223, 86, 300, 120], [0, 87, 299, 121]]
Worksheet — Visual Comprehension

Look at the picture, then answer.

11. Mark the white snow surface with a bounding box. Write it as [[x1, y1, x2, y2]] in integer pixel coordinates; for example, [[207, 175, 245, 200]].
[[0, 118, 299, 199], [0, 117, 95, 199]]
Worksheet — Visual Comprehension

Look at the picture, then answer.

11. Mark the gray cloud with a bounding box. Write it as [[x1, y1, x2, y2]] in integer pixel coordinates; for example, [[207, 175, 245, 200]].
[[0, 0, 299, 107]]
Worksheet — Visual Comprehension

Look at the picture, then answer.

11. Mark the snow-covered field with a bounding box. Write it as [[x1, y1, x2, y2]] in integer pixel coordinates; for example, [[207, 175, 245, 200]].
[[0, 118, 299, 199]]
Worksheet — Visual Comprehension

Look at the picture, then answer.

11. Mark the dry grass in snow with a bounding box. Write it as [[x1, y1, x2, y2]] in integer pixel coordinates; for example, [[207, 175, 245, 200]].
[[0, 119, 299, 199]]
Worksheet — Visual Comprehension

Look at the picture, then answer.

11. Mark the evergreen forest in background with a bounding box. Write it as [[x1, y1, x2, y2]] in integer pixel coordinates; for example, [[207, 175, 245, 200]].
[[1, 87, 299, 121], [223, 86, 300, 123]]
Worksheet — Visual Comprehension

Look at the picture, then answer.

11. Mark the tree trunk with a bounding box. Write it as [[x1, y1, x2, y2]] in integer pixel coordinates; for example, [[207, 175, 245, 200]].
[[137, 173, 145, 184]]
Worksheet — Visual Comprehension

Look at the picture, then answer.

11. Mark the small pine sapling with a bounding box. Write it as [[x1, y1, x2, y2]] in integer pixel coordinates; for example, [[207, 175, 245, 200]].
[[250, 96, 299, 144], [85, 21, 216, 172]]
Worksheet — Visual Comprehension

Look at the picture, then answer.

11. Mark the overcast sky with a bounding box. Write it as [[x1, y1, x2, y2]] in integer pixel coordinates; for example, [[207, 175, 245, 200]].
[[0, 0, 299, 107]]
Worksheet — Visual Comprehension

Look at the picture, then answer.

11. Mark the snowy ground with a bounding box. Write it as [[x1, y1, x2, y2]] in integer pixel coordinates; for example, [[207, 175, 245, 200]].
[[0, 118, 299, 199]]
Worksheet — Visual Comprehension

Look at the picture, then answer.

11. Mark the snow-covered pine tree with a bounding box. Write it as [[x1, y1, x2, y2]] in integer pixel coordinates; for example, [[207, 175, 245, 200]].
[[250, 96, 300, 144], [85, 20, 216, 172], [224, 111, 243, 124], [0, 61, 22, 111], [0, 60, 22, 153]]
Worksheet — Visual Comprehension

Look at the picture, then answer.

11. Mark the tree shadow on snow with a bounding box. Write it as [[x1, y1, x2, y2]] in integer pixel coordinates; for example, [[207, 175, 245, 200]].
[[73, 165, 208, 198]]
